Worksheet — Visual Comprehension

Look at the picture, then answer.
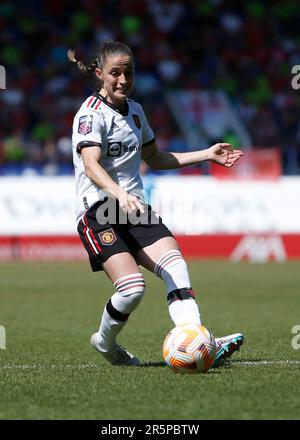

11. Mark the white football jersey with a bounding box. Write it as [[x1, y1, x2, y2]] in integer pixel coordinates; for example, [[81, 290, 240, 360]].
[[72, 93, 155, 223]]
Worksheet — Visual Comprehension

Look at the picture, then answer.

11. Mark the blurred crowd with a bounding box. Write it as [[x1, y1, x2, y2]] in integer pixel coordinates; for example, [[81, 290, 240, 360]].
[[0, 0, 300, 175]]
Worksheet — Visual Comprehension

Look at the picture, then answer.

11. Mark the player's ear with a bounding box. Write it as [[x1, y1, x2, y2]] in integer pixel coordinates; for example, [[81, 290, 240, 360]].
[[95, 68, 103, 80]]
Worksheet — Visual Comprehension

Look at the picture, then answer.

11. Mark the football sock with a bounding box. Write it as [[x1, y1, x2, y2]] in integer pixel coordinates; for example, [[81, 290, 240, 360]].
[[97, 273, 145, 351], [168, 288, 201, 326], [155, 250, 201, 326], [111, 273, 145, 313], [155, 250, 190, 291], [96, 306, 127, 352]]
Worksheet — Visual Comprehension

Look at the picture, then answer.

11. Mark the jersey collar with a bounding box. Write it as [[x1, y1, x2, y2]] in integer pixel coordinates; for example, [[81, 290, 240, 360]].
[[94, 92, 129, 116]]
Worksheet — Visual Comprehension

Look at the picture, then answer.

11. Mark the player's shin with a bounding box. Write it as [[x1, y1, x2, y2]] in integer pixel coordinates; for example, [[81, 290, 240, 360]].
[[96, 273, 145, 351], [155, 250, 201, 326]]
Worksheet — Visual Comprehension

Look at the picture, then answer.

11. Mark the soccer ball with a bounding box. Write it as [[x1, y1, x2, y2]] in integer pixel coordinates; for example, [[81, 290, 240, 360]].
[[162, 323, 217, 374]]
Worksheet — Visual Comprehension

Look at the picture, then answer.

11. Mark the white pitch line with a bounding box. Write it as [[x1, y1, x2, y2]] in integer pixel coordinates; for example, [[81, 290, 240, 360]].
[[0, 363, 100, 370], [0, 360, 299, 369], [231, 360, 300, 366]]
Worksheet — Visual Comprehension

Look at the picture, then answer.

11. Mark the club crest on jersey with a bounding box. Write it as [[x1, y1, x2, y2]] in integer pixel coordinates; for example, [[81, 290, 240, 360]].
[[132, 114, 141, 129], [78, 115, 93, 135], [99, 229, 116, 246]]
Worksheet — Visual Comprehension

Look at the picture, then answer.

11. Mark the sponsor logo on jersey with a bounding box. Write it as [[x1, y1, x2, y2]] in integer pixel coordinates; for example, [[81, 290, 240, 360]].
[[98, 229, 117, 246], [123, 145, 140, 152], [78, 115, 93, 135], [107, 142, 141, 156], [107, 142, 122, 157], [132, 114, 141, 129]]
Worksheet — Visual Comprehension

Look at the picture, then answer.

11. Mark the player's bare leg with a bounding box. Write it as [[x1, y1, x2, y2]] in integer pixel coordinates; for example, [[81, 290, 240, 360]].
[[90, 252, 143, 366]]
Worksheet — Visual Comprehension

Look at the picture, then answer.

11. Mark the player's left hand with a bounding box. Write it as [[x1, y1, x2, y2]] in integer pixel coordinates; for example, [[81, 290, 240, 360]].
[[207, 143, 244, 167]]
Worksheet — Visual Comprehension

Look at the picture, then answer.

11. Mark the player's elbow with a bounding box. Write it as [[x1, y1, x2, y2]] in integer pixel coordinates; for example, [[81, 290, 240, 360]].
[[84, 161, 97, 180], [146, 152, 162, 170]]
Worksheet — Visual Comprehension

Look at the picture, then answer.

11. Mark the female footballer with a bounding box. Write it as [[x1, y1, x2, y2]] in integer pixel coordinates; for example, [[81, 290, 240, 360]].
[[69, 41, 244, 366]]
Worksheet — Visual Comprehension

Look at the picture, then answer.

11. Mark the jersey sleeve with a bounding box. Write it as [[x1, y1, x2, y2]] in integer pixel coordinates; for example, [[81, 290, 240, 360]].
[[138, 104, 155, 147], [72, 108, 104, 154]]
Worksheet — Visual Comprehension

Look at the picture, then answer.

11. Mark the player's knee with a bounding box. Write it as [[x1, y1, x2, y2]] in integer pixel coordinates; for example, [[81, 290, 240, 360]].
[[113, 272, 145, 313]]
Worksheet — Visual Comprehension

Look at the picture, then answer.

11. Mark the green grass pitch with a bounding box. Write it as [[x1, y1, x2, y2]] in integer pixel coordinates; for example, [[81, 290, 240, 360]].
[[0, 260, 300, 420]]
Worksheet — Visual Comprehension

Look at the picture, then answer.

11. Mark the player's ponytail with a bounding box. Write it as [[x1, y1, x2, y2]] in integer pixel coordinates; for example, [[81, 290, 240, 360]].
[[67, 49, 98, 74]]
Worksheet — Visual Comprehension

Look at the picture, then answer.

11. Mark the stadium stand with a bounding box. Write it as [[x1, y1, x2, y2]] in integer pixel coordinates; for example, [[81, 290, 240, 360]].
[[0, 0, 299, 175]]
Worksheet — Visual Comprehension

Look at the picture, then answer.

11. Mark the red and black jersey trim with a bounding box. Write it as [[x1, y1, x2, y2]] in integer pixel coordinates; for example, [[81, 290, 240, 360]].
[[76, 141, 102, 154], [142, 138, 155, 148], [93, 92, 129, 116], [86, 95, 102, 110]]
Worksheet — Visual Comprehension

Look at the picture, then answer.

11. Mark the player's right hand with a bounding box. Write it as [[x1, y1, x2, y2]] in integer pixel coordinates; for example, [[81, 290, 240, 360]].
[[118, 190, 145, 215]]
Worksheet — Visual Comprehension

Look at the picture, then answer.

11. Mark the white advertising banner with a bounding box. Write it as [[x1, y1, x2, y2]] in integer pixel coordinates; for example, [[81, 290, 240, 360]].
[[0, 177, 77, 235], [0, 176, 300, 235], [150, 176, 300, 234]]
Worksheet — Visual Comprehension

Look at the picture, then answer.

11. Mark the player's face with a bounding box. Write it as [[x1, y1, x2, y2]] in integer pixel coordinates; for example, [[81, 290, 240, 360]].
[[96, 55, 134, 106]]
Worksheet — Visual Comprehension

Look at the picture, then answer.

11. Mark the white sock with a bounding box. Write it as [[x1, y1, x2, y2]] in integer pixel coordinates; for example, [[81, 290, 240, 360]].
[[169, 299, 201, 326], [155, 250, 191, 291], [111, 273, 145, 313], [155, 250, 201, 326], [96, 273, 145, 352], [96, 307, 127, 352]]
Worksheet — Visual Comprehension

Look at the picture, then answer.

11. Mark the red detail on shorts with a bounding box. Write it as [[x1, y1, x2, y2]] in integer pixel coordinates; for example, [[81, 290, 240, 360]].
[[84, 214, 102, 253], [82, 224, 97, 256]]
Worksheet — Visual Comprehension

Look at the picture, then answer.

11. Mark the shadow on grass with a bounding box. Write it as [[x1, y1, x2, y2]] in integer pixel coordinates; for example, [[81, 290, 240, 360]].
[[139, 361, 222, 374], [140, 361, 167, 368]]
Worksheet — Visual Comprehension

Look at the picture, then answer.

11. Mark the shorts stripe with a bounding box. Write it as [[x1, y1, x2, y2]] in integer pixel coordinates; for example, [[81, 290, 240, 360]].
[[78, 201, 174, 273], [82, 215, 102, 255], [82, 225, 97, 256]]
